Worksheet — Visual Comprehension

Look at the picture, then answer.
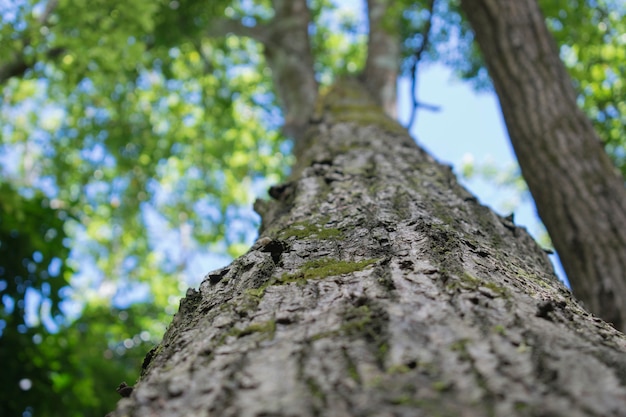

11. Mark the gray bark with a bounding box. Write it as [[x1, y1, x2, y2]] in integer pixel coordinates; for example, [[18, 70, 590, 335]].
[[460, 0, 626, 331], [362, 0, 400, 118], [263, 0, 318, 138], [109, 79, 626, 417]]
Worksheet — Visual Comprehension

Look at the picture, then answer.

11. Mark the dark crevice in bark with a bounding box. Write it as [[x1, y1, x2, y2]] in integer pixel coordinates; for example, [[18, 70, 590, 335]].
[[342, 297, 390, 369]]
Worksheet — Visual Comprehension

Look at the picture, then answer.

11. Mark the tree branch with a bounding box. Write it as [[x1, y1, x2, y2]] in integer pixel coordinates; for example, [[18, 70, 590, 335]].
[[0, 47, 65, 84], [0, 0, 62, 84], [0, 55, 29, 84], [406, 0, 439, 131]]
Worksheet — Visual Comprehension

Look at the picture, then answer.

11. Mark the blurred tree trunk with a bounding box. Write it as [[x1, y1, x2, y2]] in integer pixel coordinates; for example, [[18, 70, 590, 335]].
[[460, 0, 626, 331], [109, 79, 626, 417]]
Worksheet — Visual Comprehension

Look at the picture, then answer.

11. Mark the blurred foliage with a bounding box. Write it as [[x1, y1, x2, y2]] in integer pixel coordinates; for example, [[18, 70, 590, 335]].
[[1, 0, 287, 415], [0, 0, 623, 416], [542, 0, 626, 176], [2, 302, 162, 417], [0, 183, 72, 328], [459, 156, 535, 220], [0, 183, 74, 415], [309, 0, 367, 85]]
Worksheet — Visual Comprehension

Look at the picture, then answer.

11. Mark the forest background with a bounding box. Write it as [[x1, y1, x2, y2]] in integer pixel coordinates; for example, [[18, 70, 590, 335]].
[[0, 0, 624, 416]]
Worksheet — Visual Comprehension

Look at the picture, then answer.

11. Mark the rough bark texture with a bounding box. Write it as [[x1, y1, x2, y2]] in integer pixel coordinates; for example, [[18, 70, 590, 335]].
[[460, 0, 626, 331], [109, 80, 626, 417]]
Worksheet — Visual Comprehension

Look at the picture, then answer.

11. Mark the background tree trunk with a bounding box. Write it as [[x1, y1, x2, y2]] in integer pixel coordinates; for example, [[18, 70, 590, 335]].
[[362, 0, 400, 118], [109, 80, 626, 417], [460, 0, 626, 331]]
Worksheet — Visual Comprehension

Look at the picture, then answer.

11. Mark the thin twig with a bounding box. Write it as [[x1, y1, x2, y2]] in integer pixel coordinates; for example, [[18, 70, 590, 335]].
[[406, 0, 438, 131]]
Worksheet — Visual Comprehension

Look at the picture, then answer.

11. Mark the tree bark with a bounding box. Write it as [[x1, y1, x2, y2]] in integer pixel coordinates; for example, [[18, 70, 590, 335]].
[[362, 0, 400, 118], [459, 0, 626, 331], [263, 0, 318, 138], [109, 79, 626, 417]]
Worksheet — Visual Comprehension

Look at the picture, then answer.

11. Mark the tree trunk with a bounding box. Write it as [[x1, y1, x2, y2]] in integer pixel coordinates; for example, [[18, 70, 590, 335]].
[[459, 0, 626, 331], [362, 0, 400, 118], [109, 79, 626, 417]]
